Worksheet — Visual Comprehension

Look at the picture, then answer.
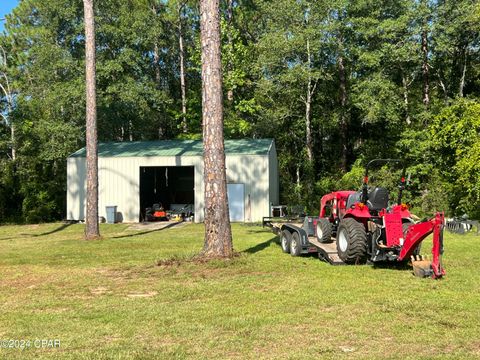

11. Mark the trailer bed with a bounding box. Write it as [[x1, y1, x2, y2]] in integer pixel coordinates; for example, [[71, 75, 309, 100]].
[[307, 237, 344, 265], [263, 217, 345, 265]]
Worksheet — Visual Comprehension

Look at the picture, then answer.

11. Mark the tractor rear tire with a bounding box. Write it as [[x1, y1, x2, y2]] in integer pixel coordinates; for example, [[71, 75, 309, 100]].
[[316, 218, 333, 243], [403, 222, 421, 256], [290, 231, 302, 257], [336, 218, 368, 264], [281, 230, 291, 254]]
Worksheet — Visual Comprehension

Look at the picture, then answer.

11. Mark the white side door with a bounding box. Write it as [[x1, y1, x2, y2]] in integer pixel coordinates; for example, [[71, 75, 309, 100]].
[[227, 183, 245, 222]]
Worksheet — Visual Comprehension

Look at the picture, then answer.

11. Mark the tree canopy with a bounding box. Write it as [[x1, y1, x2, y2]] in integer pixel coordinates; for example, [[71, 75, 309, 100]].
[[0, 0, 479, 223]]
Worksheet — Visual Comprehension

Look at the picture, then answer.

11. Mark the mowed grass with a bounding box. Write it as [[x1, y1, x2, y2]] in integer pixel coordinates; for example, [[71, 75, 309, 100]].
[[0, 222, 479, 359]]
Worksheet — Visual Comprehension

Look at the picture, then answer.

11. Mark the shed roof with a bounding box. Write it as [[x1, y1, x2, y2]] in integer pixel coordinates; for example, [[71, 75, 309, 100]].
[[69, 139, 274, 158]]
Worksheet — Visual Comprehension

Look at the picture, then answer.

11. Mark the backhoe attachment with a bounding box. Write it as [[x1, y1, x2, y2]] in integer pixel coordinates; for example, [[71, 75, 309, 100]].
[[399, 212, 445, 279]]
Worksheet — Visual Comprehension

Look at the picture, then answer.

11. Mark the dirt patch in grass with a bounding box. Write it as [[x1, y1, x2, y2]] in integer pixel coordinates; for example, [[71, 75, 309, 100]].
[[155, 257, 188, 267], [126, 291, 158, 298], [470, 340, 480, 355], [0, 268, 56, 290], [93, 256, 263, 284], [155, 251, 244, 267], [90, 286, 111, 296], [102, 335, 122, 344], [94, 264, 166, 282]]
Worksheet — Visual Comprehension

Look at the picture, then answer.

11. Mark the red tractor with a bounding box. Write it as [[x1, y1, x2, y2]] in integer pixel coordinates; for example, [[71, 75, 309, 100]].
[[316, 159, 445, 278]]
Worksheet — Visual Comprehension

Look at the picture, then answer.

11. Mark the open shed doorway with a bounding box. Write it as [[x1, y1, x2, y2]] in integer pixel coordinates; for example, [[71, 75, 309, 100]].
[[139, 166, 194, 221]]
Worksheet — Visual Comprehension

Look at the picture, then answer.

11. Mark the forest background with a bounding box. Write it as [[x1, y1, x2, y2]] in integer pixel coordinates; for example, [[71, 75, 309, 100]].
[[0, 0, 478, 223]]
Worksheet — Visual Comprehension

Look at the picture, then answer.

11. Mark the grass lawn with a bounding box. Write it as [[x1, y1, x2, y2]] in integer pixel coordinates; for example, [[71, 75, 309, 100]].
[[0, 222, 479, 359]]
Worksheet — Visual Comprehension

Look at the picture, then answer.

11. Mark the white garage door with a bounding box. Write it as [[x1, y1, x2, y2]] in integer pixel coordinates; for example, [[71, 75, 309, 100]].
[[227, 183, 245, 222]]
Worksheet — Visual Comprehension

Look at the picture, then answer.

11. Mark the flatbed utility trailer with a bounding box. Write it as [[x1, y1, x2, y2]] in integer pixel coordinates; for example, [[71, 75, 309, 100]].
[[263, 216, 345, 265]]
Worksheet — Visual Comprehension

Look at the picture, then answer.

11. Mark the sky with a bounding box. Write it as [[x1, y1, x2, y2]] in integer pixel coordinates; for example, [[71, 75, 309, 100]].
[[0, 0, 19, 31]]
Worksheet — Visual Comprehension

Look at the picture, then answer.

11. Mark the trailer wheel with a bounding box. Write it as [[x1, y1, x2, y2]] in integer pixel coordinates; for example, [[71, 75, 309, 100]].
[[316, 218, 333, 243], [280, 230, 291, 253], [336, 218, 367, 264], [290, 231, 302, 257], [403, 222, 421, 256]]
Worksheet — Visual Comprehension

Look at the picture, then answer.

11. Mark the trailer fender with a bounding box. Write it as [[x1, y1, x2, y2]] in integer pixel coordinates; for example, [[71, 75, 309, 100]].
[[280, 224, 309, 254]]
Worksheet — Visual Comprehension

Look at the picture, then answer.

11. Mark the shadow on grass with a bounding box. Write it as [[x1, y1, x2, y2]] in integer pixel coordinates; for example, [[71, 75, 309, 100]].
[[371, 261, 412, 272], [246, 228, 274, 234], [0, 223, 75, 240], [112, 222, 182, 239], [0, 237, 16, 241], [33, 223, 74, 237], [242, 235, 278, 254]]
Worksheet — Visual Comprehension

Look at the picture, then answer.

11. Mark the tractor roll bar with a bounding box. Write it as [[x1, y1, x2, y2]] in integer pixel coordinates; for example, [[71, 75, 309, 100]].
[[362, 159, 406, 205]]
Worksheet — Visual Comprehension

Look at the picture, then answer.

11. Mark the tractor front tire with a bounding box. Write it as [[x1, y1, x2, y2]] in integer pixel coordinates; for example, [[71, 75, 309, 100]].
[[316, 218, 333, 243], [290, 231, 302, 257], [336, 218, 368, 264], [281, 230, 291, 254]]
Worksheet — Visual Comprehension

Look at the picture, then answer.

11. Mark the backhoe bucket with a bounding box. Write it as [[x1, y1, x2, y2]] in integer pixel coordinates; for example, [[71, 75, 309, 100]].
[[411, 255, 434, 278]]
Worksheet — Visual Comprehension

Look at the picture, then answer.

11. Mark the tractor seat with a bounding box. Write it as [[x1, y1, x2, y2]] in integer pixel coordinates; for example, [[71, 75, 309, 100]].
[[346, 187, 389, 212], [366, 187, 389, 211], [346, 192, 362, 209]]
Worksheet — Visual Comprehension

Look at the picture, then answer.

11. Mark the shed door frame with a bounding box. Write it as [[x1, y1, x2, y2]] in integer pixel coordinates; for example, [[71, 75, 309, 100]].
[[139, 166, 194, 221]]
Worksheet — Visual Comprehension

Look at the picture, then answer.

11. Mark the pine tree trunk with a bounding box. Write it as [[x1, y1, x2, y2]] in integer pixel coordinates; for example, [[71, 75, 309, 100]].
[[153, 42, 161, 86], [421, 29, 429, 108], [226, 0, 234, 102], [200, 0, 233, 258], [437, 74, 447, 100], [151, 3, 162, 86], [296, 165, 300, 188], [83, 0, 100, 240], [305, 91, 313, 162], [178, 2, 188, 133], [10, 121, 15, 161], [151, 3, 165, 138], [129, 119, 133, 141], [305, 38, 313, 163], [338, 52, 348, 172], [0, 70, 15, 160], [402, 74, 411, 125], [459, 48, 467, 98]]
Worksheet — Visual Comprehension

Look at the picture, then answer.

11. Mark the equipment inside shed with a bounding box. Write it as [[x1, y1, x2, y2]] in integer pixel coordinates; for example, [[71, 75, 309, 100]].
[[139, 166, 194, 221]]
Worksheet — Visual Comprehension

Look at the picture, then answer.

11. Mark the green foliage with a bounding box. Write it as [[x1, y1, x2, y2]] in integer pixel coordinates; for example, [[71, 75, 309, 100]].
[[1, 0, 480, 222], [336, 160, 365, 190], [416, 171, 451, 217], [0, 0, 198, 222], [351, 73, 403, 124], [0, 160, 22, 222], [429, 99, 480, 218]]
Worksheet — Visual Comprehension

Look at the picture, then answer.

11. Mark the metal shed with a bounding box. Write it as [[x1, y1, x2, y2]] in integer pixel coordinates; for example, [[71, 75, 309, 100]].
[[66, 139, 279, 223]]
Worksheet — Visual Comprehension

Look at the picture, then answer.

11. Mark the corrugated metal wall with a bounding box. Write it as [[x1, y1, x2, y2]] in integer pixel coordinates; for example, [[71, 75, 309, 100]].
[[67, 151, 278, 223], [224, 155, 270, 222]]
